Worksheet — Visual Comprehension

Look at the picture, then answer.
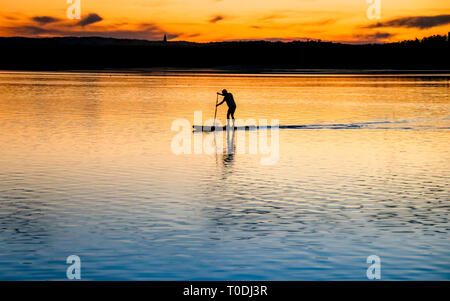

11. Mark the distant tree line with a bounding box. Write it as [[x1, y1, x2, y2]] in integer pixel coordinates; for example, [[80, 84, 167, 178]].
[[0, 33, 448, 71]]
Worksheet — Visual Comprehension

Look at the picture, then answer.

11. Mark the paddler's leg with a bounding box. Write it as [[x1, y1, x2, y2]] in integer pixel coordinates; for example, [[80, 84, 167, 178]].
[[228, 107, 236, 120]]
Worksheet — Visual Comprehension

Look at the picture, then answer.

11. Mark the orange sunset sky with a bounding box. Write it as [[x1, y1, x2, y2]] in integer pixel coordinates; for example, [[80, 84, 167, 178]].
[[0, 0, 449, 43]]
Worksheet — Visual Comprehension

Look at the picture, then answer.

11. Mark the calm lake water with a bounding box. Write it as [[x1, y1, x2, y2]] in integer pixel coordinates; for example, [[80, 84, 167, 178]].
[[0, 71, 449, 280]]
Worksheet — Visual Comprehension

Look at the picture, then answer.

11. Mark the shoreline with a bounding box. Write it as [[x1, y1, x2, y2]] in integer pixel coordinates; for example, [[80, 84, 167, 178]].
[[1, 68, 450, 76]]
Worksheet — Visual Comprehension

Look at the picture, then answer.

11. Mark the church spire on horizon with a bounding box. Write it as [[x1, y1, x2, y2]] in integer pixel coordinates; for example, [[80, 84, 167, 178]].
[[163, 34, 167, 43]]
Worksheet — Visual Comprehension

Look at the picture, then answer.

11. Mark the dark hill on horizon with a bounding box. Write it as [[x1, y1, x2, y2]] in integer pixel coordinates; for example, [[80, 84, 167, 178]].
[[0, 35, 449, 71]]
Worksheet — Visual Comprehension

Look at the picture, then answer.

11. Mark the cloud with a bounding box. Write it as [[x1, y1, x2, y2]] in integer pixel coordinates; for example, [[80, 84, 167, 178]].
[[255, 15, 338, 31], [370, 32, 392, 39], [5, 25, 60, 35], [354, 32, 394, 42], [3, 16, 18, 21], [32, 16, 60, 25], [258, 10, 296, 21], [258, 9, 338, 26], [76, 13, 103, 27], [312, 19, 336, 26], [366, 14, 450, 29], [209, 15, 225, 23], [181, 33, 201, 38], [3, 22, 177, 41], [224, 37, 319, 42]]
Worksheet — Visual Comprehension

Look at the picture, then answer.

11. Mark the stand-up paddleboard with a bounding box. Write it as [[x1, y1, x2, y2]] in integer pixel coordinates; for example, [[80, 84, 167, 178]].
[[192, 123, 363, 132], [193, 125, 278, 132], [192, 125, 258, 132]]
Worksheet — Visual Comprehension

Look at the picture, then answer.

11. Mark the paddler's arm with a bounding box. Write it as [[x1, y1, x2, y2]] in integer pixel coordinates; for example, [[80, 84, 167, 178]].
[[216, 93, 225, 106]]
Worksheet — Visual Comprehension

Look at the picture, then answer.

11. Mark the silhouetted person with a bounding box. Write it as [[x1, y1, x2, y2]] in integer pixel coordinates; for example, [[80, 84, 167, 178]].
[[217, 89, 236, 121]]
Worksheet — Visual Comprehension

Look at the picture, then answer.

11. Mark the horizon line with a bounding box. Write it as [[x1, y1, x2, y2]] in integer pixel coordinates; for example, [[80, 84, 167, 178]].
[[1, 33, 449, 46]]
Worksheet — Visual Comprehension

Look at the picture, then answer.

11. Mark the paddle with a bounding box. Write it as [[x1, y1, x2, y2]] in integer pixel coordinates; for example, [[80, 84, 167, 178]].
[[213, 93, 218, 129]]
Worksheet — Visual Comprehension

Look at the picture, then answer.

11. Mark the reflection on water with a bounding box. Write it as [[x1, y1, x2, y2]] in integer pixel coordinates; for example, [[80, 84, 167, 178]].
[[0, 71, 449, 280], [223, 127, 235, 165]]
